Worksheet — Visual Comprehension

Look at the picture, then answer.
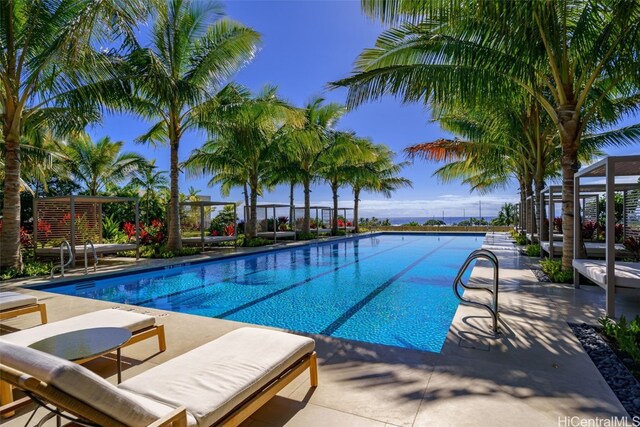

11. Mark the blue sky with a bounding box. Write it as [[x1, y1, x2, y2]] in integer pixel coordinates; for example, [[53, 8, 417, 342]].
[[88, 0, 639, 219]]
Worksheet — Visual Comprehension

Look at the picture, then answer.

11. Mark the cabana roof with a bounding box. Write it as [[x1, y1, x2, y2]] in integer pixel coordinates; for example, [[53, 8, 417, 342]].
[[540, 183, 638, 194], [576, 155, 640, 178]]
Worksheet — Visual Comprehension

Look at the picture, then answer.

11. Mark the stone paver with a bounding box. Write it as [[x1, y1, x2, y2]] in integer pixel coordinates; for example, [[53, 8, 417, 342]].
[[1, 233, 638, 426]]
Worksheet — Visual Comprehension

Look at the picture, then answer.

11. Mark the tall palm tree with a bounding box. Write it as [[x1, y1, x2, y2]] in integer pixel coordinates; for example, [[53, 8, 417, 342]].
[[127, 0, 260, 251], [279, 98, 345, 233], [129, 160, 169, 224], [334, 0, 640, 268], [349, 143, 412, 233], [65, 136, 145, 196], [185, 85, 303, 238], [0, 0, 145, 270]]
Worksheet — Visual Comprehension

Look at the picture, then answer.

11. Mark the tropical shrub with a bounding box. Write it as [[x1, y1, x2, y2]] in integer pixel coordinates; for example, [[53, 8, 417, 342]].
[[403, 221, 420, 226], [599, 316, 640, 374], [623, 237, 640, 262], [208, 206, 237, 236], [457, 217, 487, 226], [1, 260, 53, 281], [424, 219, 445, 226], [243, 238, 273, 247], [102, 215, 122, 242], [526, 244, 541, 257], [582, 221, 597, 240], [540, 259, 573, 283], [297, 232, 317, 241], [553, 217, 563, 234], [514, 234, 528, 246]]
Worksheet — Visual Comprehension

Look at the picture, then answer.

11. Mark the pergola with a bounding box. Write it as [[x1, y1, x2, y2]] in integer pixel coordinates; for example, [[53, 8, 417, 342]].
[[33, 195, 140, 263], [573, 155, 640, 317], [180, 201, 238, 251], [248, 203, 296, 242], [294, 206, 332, 236], [539, 184, 637, 259], [335, 207, 355, 232]]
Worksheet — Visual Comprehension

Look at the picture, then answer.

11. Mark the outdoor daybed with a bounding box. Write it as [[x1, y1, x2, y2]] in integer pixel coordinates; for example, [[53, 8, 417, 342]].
[[256, 231, 297, 240], [0, 308, 166, 409], [0, 292, 47, 325], [540, 240, 628, 258], [0, 327, 317, 426], [572, 260, 640, 290], [35, 243, 137, 257]]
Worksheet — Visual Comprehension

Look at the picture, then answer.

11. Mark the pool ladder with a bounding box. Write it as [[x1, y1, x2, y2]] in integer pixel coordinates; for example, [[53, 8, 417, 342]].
[[84, 240, 98, 274], [452, 249, 500, 334], [50, 240, 73, 278]]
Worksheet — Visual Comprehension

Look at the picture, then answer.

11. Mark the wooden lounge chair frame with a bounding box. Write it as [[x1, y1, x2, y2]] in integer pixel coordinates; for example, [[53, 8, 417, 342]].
[[0, 351, 318, 426], [0, 323, 166, 416], [0, 302, 48, 325]]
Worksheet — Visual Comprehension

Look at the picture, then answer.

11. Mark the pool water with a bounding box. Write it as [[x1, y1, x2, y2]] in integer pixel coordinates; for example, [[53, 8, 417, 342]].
[[38, 233, 483, 352]]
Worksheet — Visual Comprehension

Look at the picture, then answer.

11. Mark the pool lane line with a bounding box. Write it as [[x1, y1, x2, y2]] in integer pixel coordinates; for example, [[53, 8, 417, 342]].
[[131, 241, 380, 306], [319, 237, 456, 336], [215, 236, 427, 319]]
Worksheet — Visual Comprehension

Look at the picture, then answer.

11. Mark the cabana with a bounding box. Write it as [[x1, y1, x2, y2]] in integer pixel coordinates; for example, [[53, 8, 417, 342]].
[[335, 207, 355, 232], [573, 155, 640, 317], [33, 196, 140, 264], [294, 206, 333, 236], [180, 201, 238, 251], [248, 203, 296, 242], [539, 184, 633, 259]]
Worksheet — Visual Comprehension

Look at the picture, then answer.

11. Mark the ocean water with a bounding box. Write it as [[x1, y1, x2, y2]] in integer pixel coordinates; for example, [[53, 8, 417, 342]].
[[384, 216, 495, 226]]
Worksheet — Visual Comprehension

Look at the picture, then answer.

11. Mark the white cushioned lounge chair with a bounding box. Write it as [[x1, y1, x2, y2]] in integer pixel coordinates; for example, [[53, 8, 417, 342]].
[[0, 292, 47, 325], [0, 308, 166, 410], [0, 327, 317, 426]]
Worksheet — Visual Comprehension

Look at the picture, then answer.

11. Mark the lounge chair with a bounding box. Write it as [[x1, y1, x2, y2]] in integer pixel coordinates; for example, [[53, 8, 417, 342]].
[[0, 308, 166, 409], [0, 327, 317, 426], [0, 292, 47, 325]]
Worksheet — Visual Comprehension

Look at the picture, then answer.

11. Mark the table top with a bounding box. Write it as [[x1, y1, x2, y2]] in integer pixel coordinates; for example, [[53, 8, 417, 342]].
[[29, 327, 132, 361]]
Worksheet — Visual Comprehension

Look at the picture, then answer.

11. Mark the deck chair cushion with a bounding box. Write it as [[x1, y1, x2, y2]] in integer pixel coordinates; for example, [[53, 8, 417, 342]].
[[119, 327, 315, 426], [0, 340, 181, 426], [1, 309, 155, 346], [0, 292, 38, 311]]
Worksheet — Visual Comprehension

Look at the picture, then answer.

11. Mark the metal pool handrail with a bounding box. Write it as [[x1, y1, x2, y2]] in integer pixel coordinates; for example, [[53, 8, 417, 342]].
[[452, 249, 500, 334], [84, 240, 98, 274], [50, 240, 73, 278]]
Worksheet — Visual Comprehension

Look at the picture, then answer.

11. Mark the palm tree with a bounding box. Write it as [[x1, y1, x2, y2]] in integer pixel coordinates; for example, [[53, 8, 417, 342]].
[[279, 98, 345, 233], [65, 136, 145, 196], [185, 85, 302, 238], [334, 0, 640, 268], [0, 0, 145, 270], [127, 0, 260, 251], [129, 160, 169, 224], [349, 143, 412, 233]]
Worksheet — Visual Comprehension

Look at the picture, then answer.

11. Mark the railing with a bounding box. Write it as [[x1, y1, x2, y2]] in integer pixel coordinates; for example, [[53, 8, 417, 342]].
[[452, 249, 500, 334], [50, 240, 73, 278], [84, 240, 98, 274]]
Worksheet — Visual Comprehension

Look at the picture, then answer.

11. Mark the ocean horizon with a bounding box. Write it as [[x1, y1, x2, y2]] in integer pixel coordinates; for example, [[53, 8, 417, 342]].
[[370, 216, 496, 226]]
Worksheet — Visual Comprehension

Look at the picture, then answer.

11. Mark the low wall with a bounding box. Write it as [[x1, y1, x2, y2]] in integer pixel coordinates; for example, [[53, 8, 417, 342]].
[[373, 226, 513, 233]]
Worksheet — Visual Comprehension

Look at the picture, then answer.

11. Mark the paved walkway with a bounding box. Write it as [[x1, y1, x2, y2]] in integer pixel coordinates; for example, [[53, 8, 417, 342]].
[[2, 233, 638, 426]]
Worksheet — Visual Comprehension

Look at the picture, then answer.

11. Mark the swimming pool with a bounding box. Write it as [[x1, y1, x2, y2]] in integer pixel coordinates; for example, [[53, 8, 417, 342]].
[[37, 233, 484, 352]]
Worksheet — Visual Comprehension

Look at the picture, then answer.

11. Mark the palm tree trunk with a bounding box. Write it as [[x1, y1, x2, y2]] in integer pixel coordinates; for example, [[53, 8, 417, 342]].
[[247, 180, 258, 239], [331, 181, 339, 235], [289, 181, 295, 227], [535, 176, 546, 244], [559, 122, 582, 268], [353, 187, 361, 233], [0, 129, 23, 270], [166, 140, 182, 251], [302, 177, 311, 233]]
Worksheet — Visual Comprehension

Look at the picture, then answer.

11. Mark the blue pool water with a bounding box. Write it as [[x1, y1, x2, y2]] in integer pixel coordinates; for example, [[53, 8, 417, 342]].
[[37, 233, 483, 352]]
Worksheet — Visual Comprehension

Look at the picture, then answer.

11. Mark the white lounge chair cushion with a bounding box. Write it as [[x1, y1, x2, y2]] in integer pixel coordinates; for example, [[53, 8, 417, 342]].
[[1, 309, 155, 346], [0, 292, 38, 311], [0, 340, 186, 426], [119, 327, 315, 426]]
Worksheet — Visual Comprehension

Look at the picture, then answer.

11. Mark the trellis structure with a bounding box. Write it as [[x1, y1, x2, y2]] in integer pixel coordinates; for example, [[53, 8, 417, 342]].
[[180, 201, 238, 251], [573, 155, 640, 317], [34, 195, 140, 263], [247, 203, 296, 242], [539, 184, 635, 259], [294, 206, 332, 236]]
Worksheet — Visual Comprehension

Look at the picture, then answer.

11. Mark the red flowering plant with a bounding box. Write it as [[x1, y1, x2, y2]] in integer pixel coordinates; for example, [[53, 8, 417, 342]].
[[145, 219, 166, 244], [581, 221, 597, 240], [122, 222, 137, 242], [553, 217, 563, 234], [37, 219, 53, 247], [224, 223, 235, 236], [20, 226, 32, 247]]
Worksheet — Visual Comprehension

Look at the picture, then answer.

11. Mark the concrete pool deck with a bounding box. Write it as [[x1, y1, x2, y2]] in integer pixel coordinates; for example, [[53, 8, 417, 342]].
[[1, 232, 639, 426]]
